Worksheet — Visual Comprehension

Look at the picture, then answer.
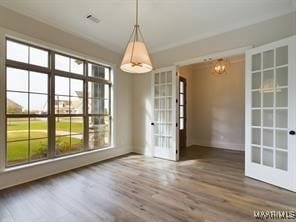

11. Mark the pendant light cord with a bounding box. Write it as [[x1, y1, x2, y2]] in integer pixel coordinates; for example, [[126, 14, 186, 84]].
[[135, 0, 139, 40], [130, 0, 138, 63], [136, 0, 138, 26], [120, 0, 153, 72], [124, 0, 149, 66]]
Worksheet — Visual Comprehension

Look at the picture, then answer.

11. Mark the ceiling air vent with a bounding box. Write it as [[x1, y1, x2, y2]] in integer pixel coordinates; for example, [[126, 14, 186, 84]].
[[86, 15, 100, 24]]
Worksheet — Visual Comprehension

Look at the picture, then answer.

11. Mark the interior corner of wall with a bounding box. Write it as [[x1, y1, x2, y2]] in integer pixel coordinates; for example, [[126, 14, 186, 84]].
[[191, 139, 245, 151]]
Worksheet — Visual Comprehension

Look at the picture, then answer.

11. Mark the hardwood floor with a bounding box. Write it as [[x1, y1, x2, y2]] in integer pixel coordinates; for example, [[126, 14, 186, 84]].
[[0, 146, 295, 222]]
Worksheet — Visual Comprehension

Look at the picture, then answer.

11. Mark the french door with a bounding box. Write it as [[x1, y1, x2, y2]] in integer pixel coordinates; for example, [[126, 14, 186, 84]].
[[245, 36, 296, 192], [152, 66, 179, 161], [179, 77, 187, 152]]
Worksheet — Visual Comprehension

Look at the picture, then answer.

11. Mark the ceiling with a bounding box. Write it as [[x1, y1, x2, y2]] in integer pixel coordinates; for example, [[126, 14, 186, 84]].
[[0, 0, 295, 53]]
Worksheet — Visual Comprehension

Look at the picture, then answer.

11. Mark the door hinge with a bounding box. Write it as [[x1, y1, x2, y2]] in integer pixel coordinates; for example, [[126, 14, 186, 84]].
[[176, 99, 178, 103], [176, 123, 178, 127], [176, 150, 178, 154]]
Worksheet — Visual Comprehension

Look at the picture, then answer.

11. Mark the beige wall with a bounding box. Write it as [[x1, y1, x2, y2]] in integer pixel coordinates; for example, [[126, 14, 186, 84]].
[[132, 12, 295, 155], [184, 59, 245, 151], [133, 59, 245, 153], [0, 6, 133, 189]]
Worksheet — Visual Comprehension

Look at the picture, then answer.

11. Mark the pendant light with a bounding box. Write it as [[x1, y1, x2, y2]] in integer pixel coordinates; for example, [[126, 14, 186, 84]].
[[211, 58, 230, 75], [120, 0, 153, 74]]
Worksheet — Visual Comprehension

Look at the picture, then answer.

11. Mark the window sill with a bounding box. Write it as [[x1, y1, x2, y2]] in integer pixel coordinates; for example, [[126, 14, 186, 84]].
[[2, 146, 116, 173]]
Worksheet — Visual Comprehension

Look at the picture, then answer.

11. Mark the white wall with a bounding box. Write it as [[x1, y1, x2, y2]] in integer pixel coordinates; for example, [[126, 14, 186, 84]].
[[132, 12, 296, 155], [132, 74, 154, 156], [187, 59, 245, 151], [0, 6, 133, 189]]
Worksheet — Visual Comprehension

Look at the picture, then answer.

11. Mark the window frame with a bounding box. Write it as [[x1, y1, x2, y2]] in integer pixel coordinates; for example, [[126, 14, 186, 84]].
[[53, 54, 86, 157], [5, 38, 113, 167], [87, 62, 112, 150]]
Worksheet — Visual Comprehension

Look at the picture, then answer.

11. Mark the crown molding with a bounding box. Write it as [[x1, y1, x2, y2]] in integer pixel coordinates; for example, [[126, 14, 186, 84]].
[[175, 46, 251, 67]]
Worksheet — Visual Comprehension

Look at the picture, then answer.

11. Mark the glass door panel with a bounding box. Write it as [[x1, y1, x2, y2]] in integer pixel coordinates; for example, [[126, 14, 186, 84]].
[[276, 46, 288, 66], [263, 50, 274, 69], [246, 36, 296, 192], [153, 67, 177, 161]]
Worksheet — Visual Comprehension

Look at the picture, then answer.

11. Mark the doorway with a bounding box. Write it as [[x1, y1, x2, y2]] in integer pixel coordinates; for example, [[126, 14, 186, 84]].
[[179, 76, 186, 156], [174, 36, 296, 192]]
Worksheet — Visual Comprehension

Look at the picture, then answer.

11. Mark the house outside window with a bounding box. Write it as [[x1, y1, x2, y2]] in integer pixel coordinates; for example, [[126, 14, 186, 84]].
[[5, 38, 113, 167]]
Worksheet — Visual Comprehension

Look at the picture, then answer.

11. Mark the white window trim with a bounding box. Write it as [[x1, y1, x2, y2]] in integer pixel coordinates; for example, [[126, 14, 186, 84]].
[[0, 27, 117, 172]]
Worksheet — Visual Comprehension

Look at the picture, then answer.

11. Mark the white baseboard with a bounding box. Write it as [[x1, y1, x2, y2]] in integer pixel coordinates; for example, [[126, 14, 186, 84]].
[[0, 145, 132, 190], [133, 146, 153, 156], [132, 141, 244, 158], [191, 140, 245, 151]]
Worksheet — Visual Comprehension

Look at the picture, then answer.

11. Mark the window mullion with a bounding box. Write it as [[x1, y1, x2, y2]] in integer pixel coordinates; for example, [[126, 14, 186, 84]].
[[6, 60, 50, 74], [84, 62, 89, 151], [48, 51, 56, 158], [109, 84, 112, 146]]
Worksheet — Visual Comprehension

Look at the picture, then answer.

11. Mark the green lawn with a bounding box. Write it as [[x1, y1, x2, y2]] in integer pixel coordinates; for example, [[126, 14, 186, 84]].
[[7, 120, 83, 133], [7, 119, 84, 165], [7, 136, 82, 165], [7, 131, 48, 141]]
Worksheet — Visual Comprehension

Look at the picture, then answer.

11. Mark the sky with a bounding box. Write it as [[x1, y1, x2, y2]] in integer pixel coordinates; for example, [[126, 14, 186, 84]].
[[6, 40, 109, 113]]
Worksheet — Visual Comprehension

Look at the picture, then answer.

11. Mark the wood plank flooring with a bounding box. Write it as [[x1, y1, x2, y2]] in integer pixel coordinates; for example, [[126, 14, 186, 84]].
[[0, 146, 295, 222]]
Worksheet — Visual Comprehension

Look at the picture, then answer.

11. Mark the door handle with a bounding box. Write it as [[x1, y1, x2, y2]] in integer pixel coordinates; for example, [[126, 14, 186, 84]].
[[289, 130, 295, 135], [151, 122, 154, 126]]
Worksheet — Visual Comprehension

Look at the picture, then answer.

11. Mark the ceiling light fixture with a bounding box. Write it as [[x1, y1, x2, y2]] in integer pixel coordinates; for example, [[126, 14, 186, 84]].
[[211, 58, 230, 75], [120, 0, 153, 74]]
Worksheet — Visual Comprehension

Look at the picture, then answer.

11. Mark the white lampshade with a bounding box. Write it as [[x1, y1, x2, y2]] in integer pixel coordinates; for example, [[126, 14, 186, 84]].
[[120, 41, 153, 74]]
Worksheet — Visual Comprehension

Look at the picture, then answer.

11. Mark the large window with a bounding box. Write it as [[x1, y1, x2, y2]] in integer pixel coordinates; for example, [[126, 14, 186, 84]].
[[88, 63, 111, 149], [5, 39, 112, 167]]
